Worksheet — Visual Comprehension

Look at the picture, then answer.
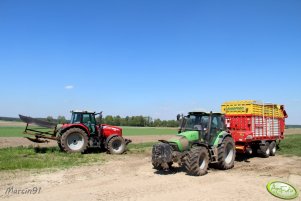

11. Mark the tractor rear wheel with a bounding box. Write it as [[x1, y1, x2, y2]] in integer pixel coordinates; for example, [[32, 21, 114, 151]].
[[259, 142, 270, 158], [215, 137, 236, 170], [107, 136, 126, 154], [185, 146, 209, 176], [60, 128, 88, 153], [269, 141, 276, 156]]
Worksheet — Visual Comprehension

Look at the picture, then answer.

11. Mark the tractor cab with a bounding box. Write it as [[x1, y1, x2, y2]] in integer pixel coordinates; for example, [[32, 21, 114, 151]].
[[70, 110, 100, 135], [178, 112, 226, 145]]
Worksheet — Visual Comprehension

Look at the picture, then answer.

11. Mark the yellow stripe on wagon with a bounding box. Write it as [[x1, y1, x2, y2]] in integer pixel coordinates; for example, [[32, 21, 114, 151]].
[[221, 100, 284, 118]]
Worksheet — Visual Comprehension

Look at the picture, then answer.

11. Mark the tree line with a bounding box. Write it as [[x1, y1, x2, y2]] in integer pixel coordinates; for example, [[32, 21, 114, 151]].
[[46, 115, 179, 127], [99, 115, 179, 127]]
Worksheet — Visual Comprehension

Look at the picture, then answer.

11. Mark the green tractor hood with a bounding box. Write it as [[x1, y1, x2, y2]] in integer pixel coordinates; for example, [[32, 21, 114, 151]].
[[168, 131, 199, 151]]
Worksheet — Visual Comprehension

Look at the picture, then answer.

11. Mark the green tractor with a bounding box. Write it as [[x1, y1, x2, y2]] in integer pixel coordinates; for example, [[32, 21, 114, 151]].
[[152, 112, 236, 176]]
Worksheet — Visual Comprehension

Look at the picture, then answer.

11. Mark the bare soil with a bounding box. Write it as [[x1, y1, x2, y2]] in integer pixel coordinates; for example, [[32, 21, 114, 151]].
[[0, 153, 300, 201]]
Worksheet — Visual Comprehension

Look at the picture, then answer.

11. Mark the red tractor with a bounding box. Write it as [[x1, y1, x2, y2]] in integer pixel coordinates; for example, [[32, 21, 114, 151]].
[[19, 111, 131, 154]]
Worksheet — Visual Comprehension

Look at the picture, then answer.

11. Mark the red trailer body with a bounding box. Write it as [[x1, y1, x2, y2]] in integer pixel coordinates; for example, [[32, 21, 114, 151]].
[[221, 100, 287, 154], [225, 114, 285, 153]]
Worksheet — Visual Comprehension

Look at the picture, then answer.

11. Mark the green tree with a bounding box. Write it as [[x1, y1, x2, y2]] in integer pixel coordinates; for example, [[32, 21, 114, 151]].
[[46, 116, 54, 122], [153, 119, 162, 127], [104, 115, 114, 125], [57, 116, 66, 124], [115, 115, 121, 126]]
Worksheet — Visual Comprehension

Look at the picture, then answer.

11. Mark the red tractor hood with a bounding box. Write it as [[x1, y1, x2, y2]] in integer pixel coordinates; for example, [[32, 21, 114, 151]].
[[101, 124, 123, 138]]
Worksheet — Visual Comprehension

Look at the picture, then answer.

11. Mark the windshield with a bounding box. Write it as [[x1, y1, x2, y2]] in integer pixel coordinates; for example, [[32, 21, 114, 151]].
[[71, 113, 81, 124], [183, 115, 209, 131]]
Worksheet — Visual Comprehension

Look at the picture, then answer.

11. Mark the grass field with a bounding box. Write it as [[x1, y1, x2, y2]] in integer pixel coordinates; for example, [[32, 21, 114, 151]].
[[277, 134, 301, 157], [0, 143, 154, 171], [122, 126, 176, 136], [0, 146, 106, 170], [0, 126, 177, 137]]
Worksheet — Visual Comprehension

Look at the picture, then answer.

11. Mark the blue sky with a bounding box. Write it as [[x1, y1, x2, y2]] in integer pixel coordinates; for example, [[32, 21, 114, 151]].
[[0, 0, 300, 124]]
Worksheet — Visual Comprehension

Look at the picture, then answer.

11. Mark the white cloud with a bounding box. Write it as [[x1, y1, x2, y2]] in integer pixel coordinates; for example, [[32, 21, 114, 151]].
[[64, 85, 74, 90]]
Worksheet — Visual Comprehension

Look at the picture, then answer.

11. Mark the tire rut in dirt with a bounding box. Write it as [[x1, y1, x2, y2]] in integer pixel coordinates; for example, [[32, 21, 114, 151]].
[[60, 128, 88, 153], [185, 146, 209, 176]]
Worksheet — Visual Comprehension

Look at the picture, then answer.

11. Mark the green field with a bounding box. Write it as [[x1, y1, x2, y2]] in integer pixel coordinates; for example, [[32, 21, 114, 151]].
[[0, 126, 177, 137], [277, 134, 301, 157], [0, 146, 106, 170], [122, 126, 176, 136], [0, 143, 154, 171]]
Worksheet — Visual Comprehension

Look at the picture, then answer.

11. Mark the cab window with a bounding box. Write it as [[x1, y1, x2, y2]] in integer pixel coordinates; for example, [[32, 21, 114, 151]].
[[82, 114, 91, 123]]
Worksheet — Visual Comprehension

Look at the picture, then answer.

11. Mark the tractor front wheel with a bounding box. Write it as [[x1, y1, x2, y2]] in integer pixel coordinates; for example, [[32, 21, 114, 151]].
[[185, 146, 209, 176], [107, 136, 126, 154], [60, 128, 88, 153]]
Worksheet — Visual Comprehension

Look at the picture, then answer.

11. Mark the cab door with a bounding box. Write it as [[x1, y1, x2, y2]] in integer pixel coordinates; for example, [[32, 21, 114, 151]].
[[209, 115, 224, 145], [82, 114, 97, 135]]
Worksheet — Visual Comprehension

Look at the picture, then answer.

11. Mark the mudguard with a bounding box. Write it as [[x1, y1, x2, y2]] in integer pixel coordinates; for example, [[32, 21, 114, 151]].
[[215, 131, 232, 146]]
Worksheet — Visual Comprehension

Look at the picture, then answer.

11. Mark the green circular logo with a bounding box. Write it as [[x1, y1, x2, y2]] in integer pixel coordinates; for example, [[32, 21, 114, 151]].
[[267, 181, 299, 200]]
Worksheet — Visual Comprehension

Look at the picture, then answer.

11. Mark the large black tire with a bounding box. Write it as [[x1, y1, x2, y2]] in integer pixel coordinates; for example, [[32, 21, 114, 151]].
[[259, 142, 270, 158], [185, 146, 209, 176], [215, 137, 236, 170], [107, 136, 126, 154], [60, 128, 88, 153], [269, 141, 276, 156]]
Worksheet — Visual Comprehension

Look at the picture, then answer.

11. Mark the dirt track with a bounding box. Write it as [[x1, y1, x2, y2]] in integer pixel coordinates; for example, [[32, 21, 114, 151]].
[[0, 153, 301, 201]]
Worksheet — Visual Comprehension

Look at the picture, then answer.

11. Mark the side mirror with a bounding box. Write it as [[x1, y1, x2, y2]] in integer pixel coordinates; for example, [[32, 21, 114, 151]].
[[177, 114, 181, 121]]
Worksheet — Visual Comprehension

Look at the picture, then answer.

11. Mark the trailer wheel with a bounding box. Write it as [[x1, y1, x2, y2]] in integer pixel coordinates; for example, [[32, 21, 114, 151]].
[[269, 141, 276, 156], [107, 136, 126, 154], [60, 128, 88, 153], [259, 142, 270, 158], [185, 146, 209, 176], [215, 137, 236, 170]]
